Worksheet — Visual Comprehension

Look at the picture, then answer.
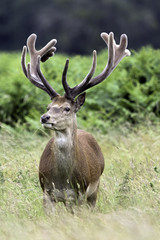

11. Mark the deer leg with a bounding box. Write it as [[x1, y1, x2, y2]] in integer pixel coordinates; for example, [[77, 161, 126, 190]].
[[63, 188, 78, 214], [85, 180, 100, 207], [42, 182, 64, 215], [87, 190, 98, 207], [43, 191, 56, 215]]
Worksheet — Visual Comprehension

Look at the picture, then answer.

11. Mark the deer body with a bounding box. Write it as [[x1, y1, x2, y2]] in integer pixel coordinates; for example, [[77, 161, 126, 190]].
[[39, 96, 104, 210], [21, 32, 130, 213]]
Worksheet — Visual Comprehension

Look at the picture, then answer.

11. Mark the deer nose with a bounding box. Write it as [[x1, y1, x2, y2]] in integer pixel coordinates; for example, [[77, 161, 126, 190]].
[[41, 115, 50, 123]]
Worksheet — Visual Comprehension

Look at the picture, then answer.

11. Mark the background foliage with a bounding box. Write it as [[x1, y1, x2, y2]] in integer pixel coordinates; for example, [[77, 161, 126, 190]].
[[0, 46, 160, 133]]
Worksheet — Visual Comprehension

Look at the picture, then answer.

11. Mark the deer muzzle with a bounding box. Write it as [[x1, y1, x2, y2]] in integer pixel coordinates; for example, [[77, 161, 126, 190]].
[[41, 115, 50, 124]]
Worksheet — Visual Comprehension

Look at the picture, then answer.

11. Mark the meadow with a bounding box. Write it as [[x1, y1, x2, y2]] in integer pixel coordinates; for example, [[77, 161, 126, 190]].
[[1, 48, 160, 239], [0, 122, 160, 240]]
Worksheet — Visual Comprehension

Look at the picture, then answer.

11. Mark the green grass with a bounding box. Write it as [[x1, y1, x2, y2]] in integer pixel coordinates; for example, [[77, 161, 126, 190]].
[[0, 123, 160, 239]]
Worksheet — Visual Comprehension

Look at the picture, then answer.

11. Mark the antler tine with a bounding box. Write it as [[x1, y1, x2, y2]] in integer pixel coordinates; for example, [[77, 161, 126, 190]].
[[100, 32, 115, 76], [63, 50, 97, 99], [21, 46, 28, 78], [37, 56, 59, 99], [115, 34, 131, 65], [80, 50, 97, 85], [27, 63, 50, 93], [39, 39, 57, 58], [21, 33, 59, 99], [71, 50, 97, 98], [62, 59, 72, 99]]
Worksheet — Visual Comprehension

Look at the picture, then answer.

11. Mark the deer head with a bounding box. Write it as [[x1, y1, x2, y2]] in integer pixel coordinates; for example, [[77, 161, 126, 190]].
[[21, 32, 130, 131]]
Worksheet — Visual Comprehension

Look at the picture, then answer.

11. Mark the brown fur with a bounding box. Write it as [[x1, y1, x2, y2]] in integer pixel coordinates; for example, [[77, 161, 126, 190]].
[[39, 129, 104, 208]]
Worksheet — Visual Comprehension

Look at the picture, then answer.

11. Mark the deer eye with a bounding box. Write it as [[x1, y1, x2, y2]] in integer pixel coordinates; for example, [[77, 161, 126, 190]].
[[64, 107, 70, 112]]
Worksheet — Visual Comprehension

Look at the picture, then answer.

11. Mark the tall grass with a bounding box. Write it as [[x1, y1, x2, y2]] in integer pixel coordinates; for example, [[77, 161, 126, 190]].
[[0, 123, 160, 239]]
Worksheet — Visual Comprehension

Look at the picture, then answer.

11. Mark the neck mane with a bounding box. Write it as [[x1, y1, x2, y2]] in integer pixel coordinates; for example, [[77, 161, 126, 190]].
[[53, 119, 77, 176]]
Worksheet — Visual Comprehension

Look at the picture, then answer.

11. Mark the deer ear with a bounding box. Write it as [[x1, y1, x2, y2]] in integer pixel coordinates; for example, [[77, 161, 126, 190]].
[[75, 92, 86, 112]]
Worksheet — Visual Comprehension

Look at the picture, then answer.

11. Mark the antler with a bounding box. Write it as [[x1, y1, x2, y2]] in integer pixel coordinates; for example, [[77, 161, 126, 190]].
[[21, 34, 59, 99], [62, 32, 131, 99]]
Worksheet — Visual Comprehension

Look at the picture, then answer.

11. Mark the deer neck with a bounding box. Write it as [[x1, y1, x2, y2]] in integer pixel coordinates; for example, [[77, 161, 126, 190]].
[[53, 118, 77, 175]]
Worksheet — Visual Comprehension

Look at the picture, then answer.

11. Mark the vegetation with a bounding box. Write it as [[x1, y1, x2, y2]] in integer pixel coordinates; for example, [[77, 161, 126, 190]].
[[1, 46, 160, 239], [1, 47, 160, 133], [0, 123, 160, 239]]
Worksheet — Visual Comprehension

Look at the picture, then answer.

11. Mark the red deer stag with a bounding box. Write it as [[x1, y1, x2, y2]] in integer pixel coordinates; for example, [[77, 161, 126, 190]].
[[21, 32, 130, 213]]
